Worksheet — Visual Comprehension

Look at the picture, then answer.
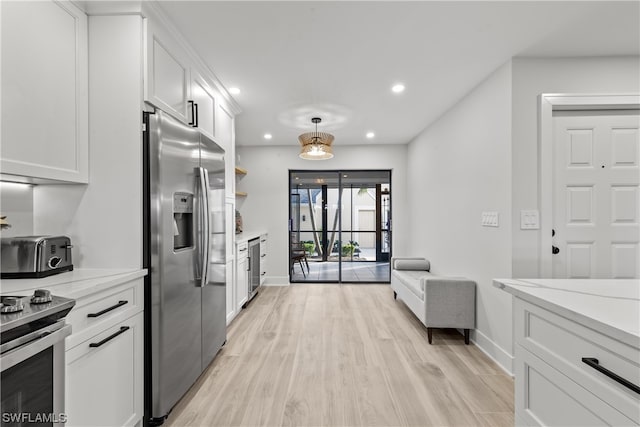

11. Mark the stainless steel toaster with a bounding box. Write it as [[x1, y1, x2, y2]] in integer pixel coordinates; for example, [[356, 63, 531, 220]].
[[1, 235, 74, 278]]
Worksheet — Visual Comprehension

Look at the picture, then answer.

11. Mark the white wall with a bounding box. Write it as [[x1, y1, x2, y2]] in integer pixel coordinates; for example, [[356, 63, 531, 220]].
[[33, 15, 144, 269], [0, 182, 34, 237], [511, 56, 640, 277], [236, 144, 408, 283], [406, 62, 514, 372]]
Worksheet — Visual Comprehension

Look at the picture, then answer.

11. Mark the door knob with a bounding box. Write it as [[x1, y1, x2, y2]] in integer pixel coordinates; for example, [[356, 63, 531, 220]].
[[552, 246, 560, 255]]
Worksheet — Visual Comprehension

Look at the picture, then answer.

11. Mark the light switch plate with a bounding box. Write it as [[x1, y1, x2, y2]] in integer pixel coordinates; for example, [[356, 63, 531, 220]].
[[482, 211, 499, 227], [520, 210, 540, 230]]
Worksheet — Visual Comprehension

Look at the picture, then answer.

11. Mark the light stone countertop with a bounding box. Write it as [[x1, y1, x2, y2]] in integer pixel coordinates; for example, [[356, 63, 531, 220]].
[[494, 278, 640, 347], [235, 230, 267, 244], [0, 268, 147, 300]]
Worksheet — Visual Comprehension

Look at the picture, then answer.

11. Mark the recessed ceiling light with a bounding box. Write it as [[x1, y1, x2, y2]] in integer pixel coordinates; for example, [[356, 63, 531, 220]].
[[366, 132, 375, 139], [264, 133, 272, 140], [391, 83, 405, 93], [229, 87, 241, 95]]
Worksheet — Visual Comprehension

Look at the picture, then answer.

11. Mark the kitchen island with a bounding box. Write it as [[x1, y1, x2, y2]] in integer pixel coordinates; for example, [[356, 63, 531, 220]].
[[495, 278, 639, 426]]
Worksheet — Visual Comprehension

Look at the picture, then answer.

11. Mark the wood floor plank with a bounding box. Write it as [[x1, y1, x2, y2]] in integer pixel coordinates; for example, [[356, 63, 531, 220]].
[[166, 284, 514, 427], [475, 411, 515, 427]]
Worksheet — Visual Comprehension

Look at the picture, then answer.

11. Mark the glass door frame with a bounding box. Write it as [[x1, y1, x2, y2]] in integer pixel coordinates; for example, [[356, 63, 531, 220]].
[[288, 169, 392, 284]]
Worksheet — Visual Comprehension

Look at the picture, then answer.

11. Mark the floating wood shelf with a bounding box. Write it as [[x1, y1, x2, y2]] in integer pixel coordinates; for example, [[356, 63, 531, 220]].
[[235, 191, 248, 197], [235, 166, 247, 175]]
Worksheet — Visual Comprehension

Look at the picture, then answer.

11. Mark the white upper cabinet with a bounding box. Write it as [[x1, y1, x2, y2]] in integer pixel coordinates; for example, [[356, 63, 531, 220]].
[[190, 71, 217, 140], [145, 17, 190, 123], [0, 0, 88, 183], [217, 103, 236, 199], [143, 3, 240, 200]]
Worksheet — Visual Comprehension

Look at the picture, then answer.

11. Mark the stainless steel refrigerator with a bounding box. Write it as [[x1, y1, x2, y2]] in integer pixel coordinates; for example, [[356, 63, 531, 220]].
[[143, 109, 226, 425]]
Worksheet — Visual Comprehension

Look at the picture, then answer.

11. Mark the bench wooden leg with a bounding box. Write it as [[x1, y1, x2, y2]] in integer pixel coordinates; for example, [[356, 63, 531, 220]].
[[464, 329, 470, 345], [427, 327, 433, 344]]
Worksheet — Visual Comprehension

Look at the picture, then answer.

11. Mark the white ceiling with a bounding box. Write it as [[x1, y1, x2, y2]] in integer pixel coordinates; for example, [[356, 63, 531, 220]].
[[157, 1, 640, 147]]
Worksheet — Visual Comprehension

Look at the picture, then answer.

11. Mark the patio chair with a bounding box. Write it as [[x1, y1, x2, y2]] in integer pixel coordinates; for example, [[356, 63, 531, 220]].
[[290, 241, 310, 277]]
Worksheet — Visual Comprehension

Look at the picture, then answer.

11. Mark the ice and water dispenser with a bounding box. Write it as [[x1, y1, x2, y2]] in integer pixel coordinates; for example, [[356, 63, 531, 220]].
[[173, 192, 194, 250]]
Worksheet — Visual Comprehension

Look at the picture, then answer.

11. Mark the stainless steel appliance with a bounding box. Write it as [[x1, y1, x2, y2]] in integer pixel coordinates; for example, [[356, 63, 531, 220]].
[[143, 109, 226, 425], [248, 238, 260, 301], [0, 236, 73, 279], [0, 290, 75, 427]]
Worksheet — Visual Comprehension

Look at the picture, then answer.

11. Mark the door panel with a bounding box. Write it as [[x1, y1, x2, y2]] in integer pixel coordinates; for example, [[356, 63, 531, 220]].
[[566, 186, 594, 224], [611, 186, 638, 223], [553, 111, 640, 279], [611, 244, 638, 278], [566, 243, 594, 279], [611, 128, 638, 166]]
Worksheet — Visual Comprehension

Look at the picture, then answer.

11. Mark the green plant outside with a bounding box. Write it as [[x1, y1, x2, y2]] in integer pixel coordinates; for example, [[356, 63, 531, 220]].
[[302, 241, 315, 254], [341, 240, 359, 256]]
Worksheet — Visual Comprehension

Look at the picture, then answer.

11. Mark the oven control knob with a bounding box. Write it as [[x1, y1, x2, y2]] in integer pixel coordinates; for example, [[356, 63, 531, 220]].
[[0, 297, 24, 313], [31, 289, 53, 304]]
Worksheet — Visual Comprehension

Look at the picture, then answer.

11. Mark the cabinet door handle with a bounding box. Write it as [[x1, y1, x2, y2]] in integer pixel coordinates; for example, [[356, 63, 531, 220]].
[[239, 248, 247, 252], [193, 103, 198, 128], [261, 254, 266, 258], [582, 357, 640, 394], [247, 257, 251, 271], [188, 100, 195, 126], [87, 300, 128, 318], [89, 326, 130, 348]]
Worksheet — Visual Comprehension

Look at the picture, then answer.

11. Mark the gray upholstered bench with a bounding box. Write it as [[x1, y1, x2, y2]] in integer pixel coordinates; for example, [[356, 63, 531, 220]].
[[390, 257, 476, 344]]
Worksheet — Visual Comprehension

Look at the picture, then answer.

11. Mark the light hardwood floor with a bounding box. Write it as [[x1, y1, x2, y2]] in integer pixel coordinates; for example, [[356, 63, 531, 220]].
[[166, 285, 514, 427]]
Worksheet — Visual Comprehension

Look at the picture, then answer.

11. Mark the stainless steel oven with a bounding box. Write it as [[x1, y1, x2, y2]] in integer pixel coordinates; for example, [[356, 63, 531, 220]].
[[0, 292, 74, 427]]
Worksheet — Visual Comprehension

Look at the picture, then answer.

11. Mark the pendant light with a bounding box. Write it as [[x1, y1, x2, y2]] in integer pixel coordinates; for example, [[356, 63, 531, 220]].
[[298, 117, 334, 160]]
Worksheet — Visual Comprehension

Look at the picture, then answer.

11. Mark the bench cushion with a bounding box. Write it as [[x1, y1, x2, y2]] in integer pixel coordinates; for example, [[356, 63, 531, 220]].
[[393, 258, 431, 271], [392, 269, 433, 299]]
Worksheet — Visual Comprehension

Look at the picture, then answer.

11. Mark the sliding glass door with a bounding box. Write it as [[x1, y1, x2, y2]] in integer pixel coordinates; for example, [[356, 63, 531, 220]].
[[289, 170, 391, 283]]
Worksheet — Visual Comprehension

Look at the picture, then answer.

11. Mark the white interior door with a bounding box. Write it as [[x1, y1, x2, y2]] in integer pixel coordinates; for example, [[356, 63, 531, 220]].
[[553, 110, 640, 278]]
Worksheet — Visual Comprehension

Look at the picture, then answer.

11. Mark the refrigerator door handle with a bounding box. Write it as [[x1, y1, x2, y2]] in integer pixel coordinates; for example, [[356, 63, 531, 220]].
[[201, 167, 211, 286], [197, 167, 209, 287]]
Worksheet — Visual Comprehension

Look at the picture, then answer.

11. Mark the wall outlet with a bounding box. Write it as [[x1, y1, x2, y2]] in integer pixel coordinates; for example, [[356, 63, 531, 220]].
[[482, 211, 499, 227], [520, 210, 540, 230]]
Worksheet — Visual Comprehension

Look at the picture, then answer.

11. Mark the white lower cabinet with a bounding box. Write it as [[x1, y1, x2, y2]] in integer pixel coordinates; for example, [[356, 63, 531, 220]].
[[236, 242, 249, 311], [259, 234, 268, 285], [66, 312, 143, 427], [513, 298, 638, 426], [225, 259, 236, 325], [65, 278, 144, 427]]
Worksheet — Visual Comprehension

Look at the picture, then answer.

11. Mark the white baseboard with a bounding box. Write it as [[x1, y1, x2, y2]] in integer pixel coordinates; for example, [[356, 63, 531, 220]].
[[471, 329, 514, 376], [262, 276, 290, 286]]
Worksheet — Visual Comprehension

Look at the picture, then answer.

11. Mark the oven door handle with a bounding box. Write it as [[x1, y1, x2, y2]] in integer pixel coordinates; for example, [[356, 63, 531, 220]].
[[0, 322, 71, 372]]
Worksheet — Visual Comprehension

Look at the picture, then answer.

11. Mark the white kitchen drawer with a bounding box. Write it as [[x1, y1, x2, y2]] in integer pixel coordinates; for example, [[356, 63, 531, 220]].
[[65, 278, 143, 349], [66, 311, 143, 427], [236, 241, 248, 259], [515, 298, 640, 423], [260, 254, 268, 285], [515, 345, 635, 426], [259, 234, 268, 256]]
